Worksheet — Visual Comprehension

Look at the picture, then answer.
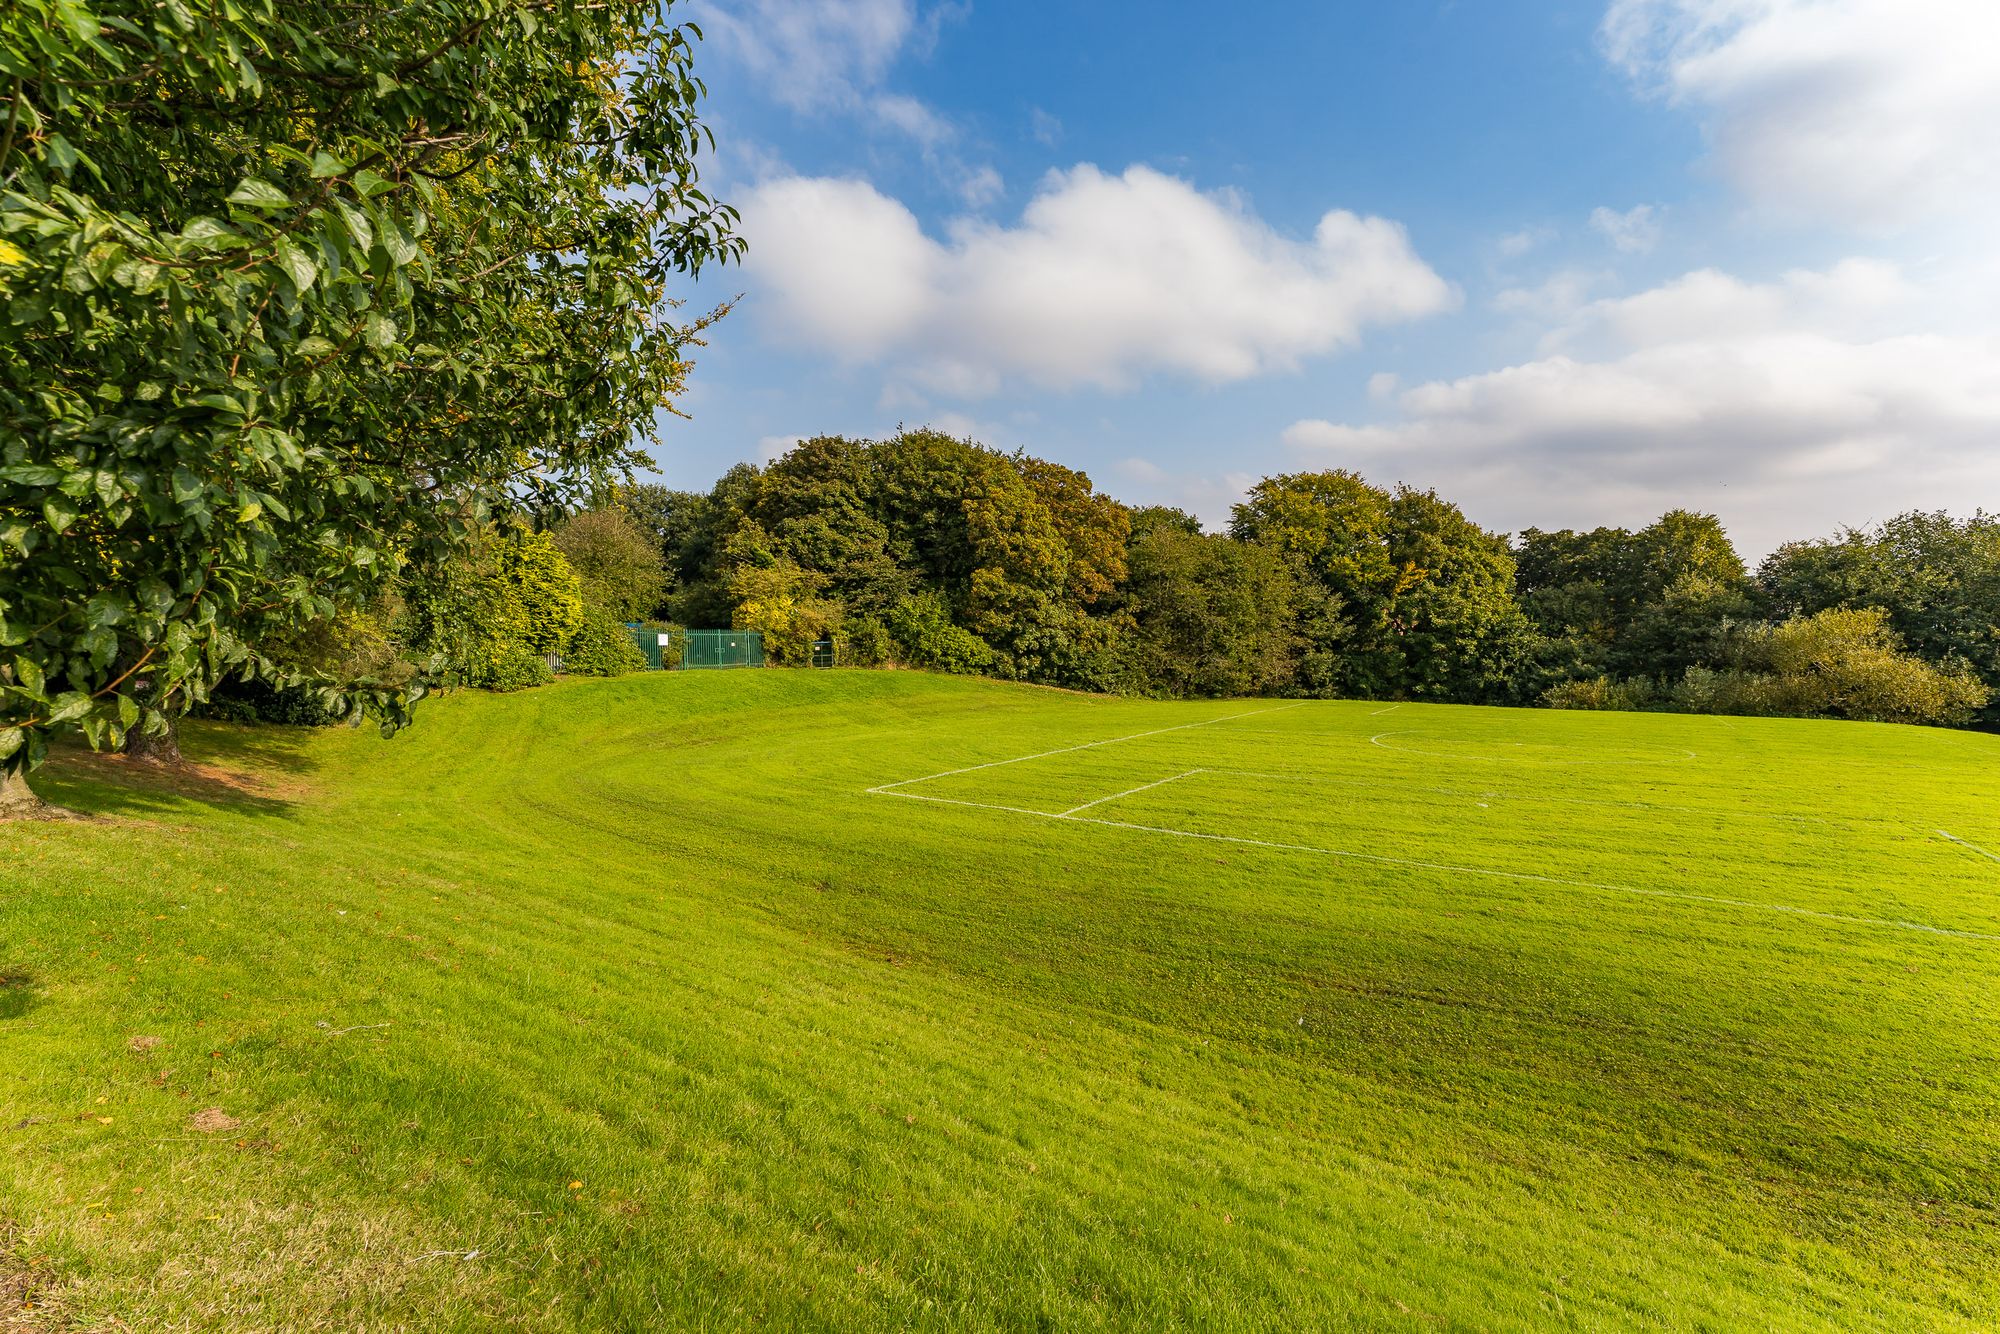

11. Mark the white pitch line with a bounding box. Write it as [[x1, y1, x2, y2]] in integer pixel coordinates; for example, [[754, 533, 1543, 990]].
[[1369, 703, 1403, 717], [1937, 830, 2000, 864], [1060, 769, 1207, 818], [868, 789, 2000, 945], [866, 703, 1303, 794]]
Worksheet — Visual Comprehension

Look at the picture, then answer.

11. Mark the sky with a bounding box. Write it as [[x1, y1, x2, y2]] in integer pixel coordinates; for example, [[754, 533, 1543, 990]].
[[653, 0, 2000, 558]]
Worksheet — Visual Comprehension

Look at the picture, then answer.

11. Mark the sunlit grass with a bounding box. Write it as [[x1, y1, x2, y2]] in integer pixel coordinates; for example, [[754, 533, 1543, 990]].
[[4, 671, 1998, 1328]]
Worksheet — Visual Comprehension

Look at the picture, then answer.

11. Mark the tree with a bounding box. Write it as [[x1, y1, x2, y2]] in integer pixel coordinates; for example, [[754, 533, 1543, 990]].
[[1231, 471, 1525, 701], [1, 0, 739, 810], [1118, 528, 1296, 698], [552, 508, 668, 622], [1515, 511, 1753, 686], [400, 527, 582, 690], [1761, 512, 2000, 720], [1127, 505, 1204, 540]]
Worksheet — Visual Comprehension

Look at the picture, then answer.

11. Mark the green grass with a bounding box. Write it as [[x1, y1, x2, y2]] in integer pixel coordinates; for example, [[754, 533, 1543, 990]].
[[4, 670, 1999, 1329]]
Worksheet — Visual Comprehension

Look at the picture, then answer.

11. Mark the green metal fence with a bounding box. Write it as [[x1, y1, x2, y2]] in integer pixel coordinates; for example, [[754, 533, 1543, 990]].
[[626, 626, 667, 670], [679, 629, 764, 670]]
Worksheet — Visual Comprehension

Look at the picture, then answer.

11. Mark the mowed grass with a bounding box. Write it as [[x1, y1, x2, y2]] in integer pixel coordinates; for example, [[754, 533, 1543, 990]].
[[3, 671, 1999, 1330]]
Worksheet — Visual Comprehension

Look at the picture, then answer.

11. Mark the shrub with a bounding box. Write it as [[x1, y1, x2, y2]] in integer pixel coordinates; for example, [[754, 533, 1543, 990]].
[[1667, 666, 1809, 718], [839, 617, 896, 668], [1540, 676, 1657, 712], [887, 593, 995, 674], [565, 607, 647, 677], [484, 649, 556, 693], [1758, 608, 1990, 725], [724, 554, 841, 665]]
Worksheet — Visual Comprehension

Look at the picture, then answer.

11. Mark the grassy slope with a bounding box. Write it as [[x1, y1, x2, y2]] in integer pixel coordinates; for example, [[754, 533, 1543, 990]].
[[2, 670, 1998, 1330]]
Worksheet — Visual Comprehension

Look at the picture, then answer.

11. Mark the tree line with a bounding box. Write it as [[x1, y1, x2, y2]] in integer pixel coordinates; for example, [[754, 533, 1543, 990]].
[[285, 428, 1990, 732]]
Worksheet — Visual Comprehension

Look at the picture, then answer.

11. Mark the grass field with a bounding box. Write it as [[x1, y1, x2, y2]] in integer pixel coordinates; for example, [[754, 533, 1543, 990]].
[[4, 670, 1999, 1329]]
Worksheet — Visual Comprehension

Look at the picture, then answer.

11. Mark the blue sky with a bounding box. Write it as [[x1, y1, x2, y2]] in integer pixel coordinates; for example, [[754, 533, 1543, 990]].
[[656, 0, 2000, 556]]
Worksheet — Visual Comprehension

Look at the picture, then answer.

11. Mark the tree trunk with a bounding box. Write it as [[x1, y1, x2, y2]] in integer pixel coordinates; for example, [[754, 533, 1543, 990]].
[[123, 710, 184, 767], [0, 767, 46, 820]]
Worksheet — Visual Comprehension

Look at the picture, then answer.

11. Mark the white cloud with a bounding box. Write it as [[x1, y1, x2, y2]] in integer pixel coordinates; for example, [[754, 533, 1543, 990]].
[[695, 0, 998, 199], [1589, 203, 1662, 253], [1284, 259, 2000, 555], [1029, 108, 1064, 148], [696, 0, 920, 112], [956, 165, 1005, 210], [1497, 227, 1553, 258], [738, 165, 1454, 395], [1494, 269, 1615, 324], [1602, 0, 2000, 228]]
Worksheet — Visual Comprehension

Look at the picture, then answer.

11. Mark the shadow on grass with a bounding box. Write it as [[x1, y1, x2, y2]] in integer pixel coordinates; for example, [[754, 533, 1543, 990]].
[[28, 721, 326, 821], [0, 969, 39, 1021]]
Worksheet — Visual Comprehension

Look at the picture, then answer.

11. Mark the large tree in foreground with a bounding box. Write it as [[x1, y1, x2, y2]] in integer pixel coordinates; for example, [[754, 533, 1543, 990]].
[[0, 0, 739, 809]]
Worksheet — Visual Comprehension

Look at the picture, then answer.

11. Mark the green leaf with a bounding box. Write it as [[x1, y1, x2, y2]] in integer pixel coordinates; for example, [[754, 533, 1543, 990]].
[[310, 150, 347, 178], [353, 169, 393, 198], [381, 217, 419, 267], [295, 336, 338, 357], [43, 494, 79, 534], [0, 728, 21, 761], [136, 576, 174, 615], [0, 464, 64, 486], [45, 134, 78, 178], [14, 656, 45, 698], [274, 236, 317, 293], [171, 467, 204, 503], [54, 0, 99, 44], [227, 177, 291, 209], [181, 217, 237, 245], [333, 198, 374, 251], [46, 692, 92, 725], [84, 592, 127, 628], [363, 312, 397, 350]]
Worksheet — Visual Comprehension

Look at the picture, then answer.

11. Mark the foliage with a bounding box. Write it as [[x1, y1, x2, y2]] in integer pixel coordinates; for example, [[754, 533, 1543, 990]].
[[0, 0, 738, 782], [553, 508, 669, 622], [1752, 607, 1988, 725], [1116, 527, 1296, 698], [400, 528, 579, 689], [886, 592, 994, 674], [563, 605, 645, 677], [1541, 675, 1658, 712], [1516, 511, 1755, 686], [1230, 472, 1526, 701], [1596, 609, 1993, 726], [1760, 512, 2000, 721], [202, 600, 408, 725]]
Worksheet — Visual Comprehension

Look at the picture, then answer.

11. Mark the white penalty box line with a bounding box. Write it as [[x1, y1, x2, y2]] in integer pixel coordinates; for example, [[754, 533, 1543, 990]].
[[864, 710, 2000, 947], [864, 702, 1305, 797]]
